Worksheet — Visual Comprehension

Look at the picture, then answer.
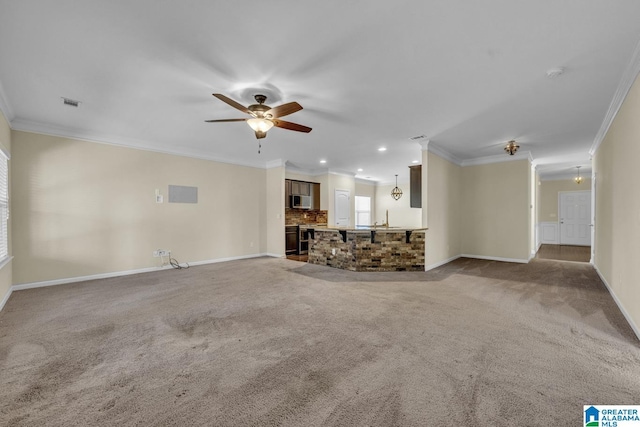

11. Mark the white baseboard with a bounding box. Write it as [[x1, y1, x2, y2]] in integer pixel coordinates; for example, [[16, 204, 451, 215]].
[[0, 286, 12, 312], [593, 264, 640, 342], [9, 253, 278, 293], [425, 255, 461, 271], [460, 254, 529, 264]]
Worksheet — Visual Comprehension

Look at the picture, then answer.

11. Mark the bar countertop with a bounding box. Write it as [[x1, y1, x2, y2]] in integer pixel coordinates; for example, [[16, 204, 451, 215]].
[[300, 225, 427, 232]]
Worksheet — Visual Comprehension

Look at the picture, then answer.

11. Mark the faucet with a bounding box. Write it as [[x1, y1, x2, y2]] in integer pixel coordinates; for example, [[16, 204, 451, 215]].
[[381, 209, 389, 228]]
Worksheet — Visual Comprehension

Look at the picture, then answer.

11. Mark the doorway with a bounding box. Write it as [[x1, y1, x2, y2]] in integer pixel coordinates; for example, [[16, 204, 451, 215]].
[[536, 189, 591, 262], [334, 190, 350, 226], [559, 191, 591, 246]]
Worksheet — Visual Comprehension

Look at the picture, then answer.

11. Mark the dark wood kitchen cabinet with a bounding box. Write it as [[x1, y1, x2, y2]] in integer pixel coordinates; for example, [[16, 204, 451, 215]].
[[286, 179, 321, 209], [291, 180, 310, 196], [409, 165, 422, 208], [311, 183, 320, 210], [285, 179, 292, 208]]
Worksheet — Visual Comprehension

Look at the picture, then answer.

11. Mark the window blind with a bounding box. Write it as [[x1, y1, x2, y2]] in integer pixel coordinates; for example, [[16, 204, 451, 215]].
[[0, 151, 8, 259]]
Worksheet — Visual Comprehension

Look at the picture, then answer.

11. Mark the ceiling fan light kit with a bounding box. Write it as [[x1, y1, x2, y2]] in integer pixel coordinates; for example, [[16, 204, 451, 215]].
[[504, 140, 520, 156], [247, 118, 274, 133], [206, 93, 312, 152]]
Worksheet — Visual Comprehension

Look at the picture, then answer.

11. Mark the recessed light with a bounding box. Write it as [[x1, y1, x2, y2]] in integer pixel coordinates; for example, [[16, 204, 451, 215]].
[[412, 160, 419, 164], [378, 147, 387, 152], [320, 160, 327, 164], [546, 67, 565, 78], [357, 168, 363, 172]]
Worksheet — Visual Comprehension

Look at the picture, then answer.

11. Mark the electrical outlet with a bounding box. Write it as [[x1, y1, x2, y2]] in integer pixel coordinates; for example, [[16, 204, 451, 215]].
[[153, 249, 170, 257], [153, 250, 160, 257]]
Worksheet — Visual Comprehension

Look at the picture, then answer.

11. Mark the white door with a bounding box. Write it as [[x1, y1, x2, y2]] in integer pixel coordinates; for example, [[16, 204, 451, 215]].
[[335, 190, 350, 226], [559, 191, 591, 246]]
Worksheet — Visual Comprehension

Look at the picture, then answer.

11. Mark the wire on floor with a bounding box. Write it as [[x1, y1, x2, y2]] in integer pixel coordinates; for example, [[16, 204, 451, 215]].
[[169, 256, 189, 269], [159, 251, 189, 270]]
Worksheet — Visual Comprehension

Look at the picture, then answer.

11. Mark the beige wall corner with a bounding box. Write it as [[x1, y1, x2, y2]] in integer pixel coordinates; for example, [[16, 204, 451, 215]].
[[424, 151, 462, 269], [593, 70, 640, 338], [0, 110, 11, 307], [11, 131, 267, 285], [265, 165, 285, 256], [461, 159, 531, 261]]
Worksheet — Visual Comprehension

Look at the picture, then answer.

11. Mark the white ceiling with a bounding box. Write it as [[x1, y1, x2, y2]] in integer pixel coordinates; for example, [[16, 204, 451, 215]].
[[1, 1, 640, 183]]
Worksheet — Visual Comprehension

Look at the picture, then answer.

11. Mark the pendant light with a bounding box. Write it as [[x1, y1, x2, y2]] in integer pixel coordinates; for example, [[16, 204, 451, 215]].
[[574, 166, 583, 184], [391, 174, 403, 200]]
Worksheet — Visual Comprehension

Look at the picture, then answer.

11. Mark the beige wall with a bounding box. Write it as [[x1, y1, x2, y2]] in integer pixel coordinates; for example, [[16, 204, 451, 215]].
[[461, 159, 531, 261], [375, 180, 422, 228], [539, 178, 591, 222], [424, 152, 462, 268], [593, 70, 640, 335], [265, 166, 285, 256], [0, 110, 11, 305], [12, 131, 269, 284]]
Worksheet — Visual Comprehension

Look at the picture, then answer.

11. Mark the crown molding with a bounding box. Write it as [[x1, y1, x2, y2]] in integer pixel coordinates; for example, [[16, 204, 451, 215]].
[[460, 150, 532, 167], [0, 79, 15, 123], [266, 159, 286, 169], [10, 118, 278, 170], [590, 37, 640, 156], [425, 141, 463, 166]]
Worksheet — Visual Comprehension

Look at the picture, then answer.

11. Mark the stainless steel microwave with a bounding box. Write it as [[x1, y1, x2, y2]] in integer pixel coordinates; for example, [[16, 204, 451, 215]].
[[291, 195, 311, 209]]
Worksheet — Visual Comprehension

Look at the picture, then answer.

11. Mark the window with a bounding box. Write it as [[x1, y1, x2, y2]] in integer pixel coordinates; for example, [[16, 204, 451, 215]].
[[355, 196, 371, 226], [0, 151, 7, 259]]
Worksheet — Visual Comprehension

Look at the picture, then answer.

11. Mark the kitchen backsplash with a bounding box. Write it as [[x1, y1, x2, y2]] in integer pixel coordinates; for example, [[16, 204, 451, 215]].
[[285, 209, 328, 225]]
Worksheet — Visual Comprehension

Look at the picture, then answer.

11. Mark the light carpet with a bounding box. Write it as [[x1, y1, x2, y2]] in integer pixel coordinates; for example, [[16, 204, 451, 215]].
[[1, 257, 639, 426]]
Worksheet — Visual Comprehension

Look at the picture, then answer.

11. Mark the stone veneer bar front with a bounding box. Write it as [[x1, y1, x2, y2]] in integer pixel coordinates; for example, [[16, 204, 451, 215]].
[[307, 228, 426, 272]]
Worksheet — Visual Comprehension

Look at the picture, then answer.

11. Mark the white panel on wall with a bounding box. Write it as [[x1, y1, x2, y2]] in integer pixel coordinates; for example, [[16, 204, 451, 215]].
[[540, 222, 559, 244]]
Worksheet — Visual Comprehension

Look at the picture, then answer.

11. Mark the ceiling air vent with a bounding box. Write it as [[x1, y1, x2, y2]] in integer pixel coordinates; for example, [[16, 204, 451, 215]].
[[409, 135, 427, 141], [62, 97, 80, 107]]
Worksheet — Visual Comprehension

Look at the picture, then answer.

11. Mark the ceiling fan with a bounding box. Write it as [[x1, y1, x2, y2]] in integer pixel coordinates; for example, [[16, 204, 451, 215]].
[[205, 93, 312, 141]]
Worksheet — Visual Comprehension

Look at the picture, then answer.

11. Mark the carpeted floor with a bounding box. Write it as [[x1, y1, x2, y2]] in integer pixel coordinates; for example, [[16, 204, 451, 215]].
[[1, 257, 638, 426]]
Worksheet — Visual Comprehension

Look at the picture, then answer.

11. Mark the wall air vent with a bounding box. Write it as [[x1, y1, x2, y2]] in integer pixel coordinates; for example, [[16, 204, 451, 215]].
[[409, 135, 427, 141], [62, 97, 80, 107]]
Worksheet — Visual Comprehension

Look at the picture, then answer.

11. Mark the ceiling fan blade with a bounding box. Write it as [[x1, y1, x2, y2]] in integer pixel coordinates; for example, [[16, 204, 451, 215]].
[[272, 119, 312, 133], [212, 93, 255, 116], [265, 102, 302, 118], [204, 118, 248, 123]]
